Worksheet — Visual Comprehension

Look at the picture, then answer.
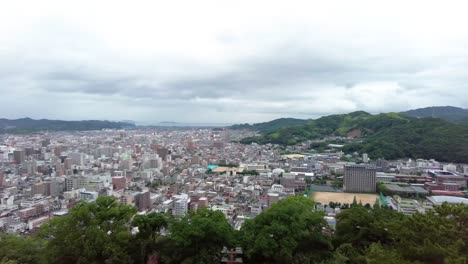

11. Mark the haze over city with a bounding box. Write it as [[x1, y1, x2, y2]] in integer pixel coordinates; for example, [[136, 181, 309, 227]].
[[1, 1, 468, 123]]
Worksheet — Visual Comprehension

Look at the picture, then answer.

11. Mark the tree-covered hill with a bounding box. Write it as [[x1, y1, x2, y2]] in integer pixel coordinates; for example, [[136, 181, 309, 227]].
[[240, 111, 468, 162], [343, 118, 468, 162], [0, 118, 135, 134], [240, 111, 410, 145], [401, 106, 468, 123], [230, 118, 309, 133]]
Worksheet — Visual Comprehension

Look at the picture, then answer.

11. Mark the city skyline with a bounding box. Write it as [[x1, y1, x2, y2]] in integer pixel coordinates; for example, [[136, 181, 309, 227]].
[[1, 1, 468, 123]]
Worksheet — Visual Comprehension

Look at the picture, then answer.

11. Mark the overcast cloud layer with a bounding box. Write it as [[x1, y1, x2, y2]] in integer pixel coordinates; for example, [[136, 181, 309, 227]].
[[1, 1, 468, 124]]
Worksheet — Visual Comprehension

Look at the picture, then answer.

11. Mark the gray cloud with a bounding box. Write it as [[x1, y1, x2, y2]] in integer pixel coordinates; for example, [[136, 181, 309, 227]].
[[0, 1, 468, 123]]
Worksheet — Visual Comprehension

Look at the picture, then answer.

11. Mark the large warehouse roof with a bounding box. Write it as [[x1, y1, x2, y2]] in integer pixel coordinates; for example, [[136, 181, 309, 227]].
[[427, 195, 468, 205]]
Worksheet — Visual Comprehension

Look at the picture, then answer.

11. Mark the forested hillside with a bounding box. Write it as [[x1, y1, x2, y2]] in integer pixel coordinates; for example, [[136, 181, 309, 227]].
[[240, 112, 468, 162]]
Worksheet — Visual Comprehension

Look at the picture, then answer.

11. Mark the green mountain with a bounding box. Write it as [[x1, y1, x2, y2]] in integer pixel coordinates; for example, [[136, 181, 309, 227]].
[[401, 106, 468, 123], [241, 111, 468, 162], [230, 118, 309, 133], [0, 118, 135, 134]]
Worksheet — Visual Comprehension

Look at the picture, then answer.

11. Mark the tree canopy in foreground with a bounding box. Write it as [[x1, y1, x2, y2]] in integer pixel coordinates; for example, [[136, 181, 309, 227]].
[[0, 196, 466, 264]]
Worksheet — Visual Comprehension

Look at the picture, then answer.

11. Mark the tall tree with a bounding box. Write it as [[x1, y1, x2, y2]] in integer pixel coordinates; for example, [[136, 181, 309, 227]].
[[390, 203, 468, 263], [162, 208, 234, 264], [334, 206, 405, 250], [39, 196, 137, 264], [0, 233, 45, 264], [239, 196, 332, 263], [130, 213, 169, 263]]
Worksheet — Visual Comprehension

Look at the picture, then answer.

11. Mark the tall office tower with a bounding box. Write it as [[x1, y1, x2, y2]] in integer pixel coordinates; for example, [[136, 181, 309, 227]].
[[267, 193, 280, 208], [23, 160, 37, 175], [343, 165, 377, 193], [156, 147, 169, 161], [54, 146, 62, 157], [42, 139, 51, 147], [119, 157, 132, 171], [65, 177, 76, 191], [45, 178, 64, 197], [32, 182, 46, 196], [13, 150, 25, 164], [187, 141, 196, 152], [69, 152, 84, 166], [64, 158, 72, 170], [112, 176, 126, 191], [65, 176, 87, 191], [25, 147, 34, 157], [135, 191, 151, 211]]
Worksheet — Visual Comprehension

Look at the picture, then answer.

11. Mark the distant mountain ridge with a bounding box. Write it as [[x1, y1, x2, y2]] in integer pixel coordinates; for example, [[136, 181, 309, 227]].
[[230, 118, 310, 133], [0, 118, 135, 133], [400, 106, 468, 122]]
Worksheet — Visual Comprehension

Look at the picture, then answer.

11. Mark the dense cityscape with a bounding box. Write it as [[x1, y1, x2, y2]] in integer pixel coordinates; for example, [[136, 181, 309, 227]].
[[1, 1, 468, 263], [0, 122, 467, 263]]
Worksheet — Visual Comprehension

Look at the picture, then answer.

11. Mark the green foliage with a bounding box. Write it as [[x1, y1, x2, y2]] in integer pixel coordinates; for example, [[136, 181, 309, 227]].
[[239, 196, 332, 263], [238, 170, 259, 175], [162, 208, 234, 264], [390, 203, 468, 263], [147, 180, 161, 188], [362, 118, 468, 162], [364, 243, 413, 264], [334, 206, 405, 250], [39, 196, 137, 264], [130, 213, 169, 263], [0, 258, 18, 264], [2, 198, 467, 264], [0, 233, 45, 264], [241, 112, 406, 145], [241, 111, 468, 162]]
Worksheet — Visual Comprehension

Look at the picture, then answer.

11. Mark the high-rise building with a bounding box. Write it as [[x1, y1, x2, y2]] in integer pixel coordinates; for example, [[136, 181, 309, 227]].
[[112, 176, 126, 191], [13, 150, 25, 164], [41, 139, 51, 147], [68, 152, 84, 166], [135, 191, 151, 211], [65, 176, 87, 191], [64, 158, 72, 170], [344, 165, 376, 193], [32, 182, 46, 196], [145, 154, 162, 169], [25, 147, 34, 157], [156, 147, 169, 161], [172, 194, 189, 216], [44, 178, 64, 197], [267, 193, 279, 208], [119, 159, 132, 171], [23, 160, 37, 175], [54, 146, 63, 157]]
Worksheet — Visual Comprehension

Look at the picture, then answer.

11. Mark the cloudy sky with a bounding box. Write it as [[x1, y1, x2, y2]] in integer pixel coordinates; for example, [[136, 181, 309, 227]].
[[1, 1, 468, 124]]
